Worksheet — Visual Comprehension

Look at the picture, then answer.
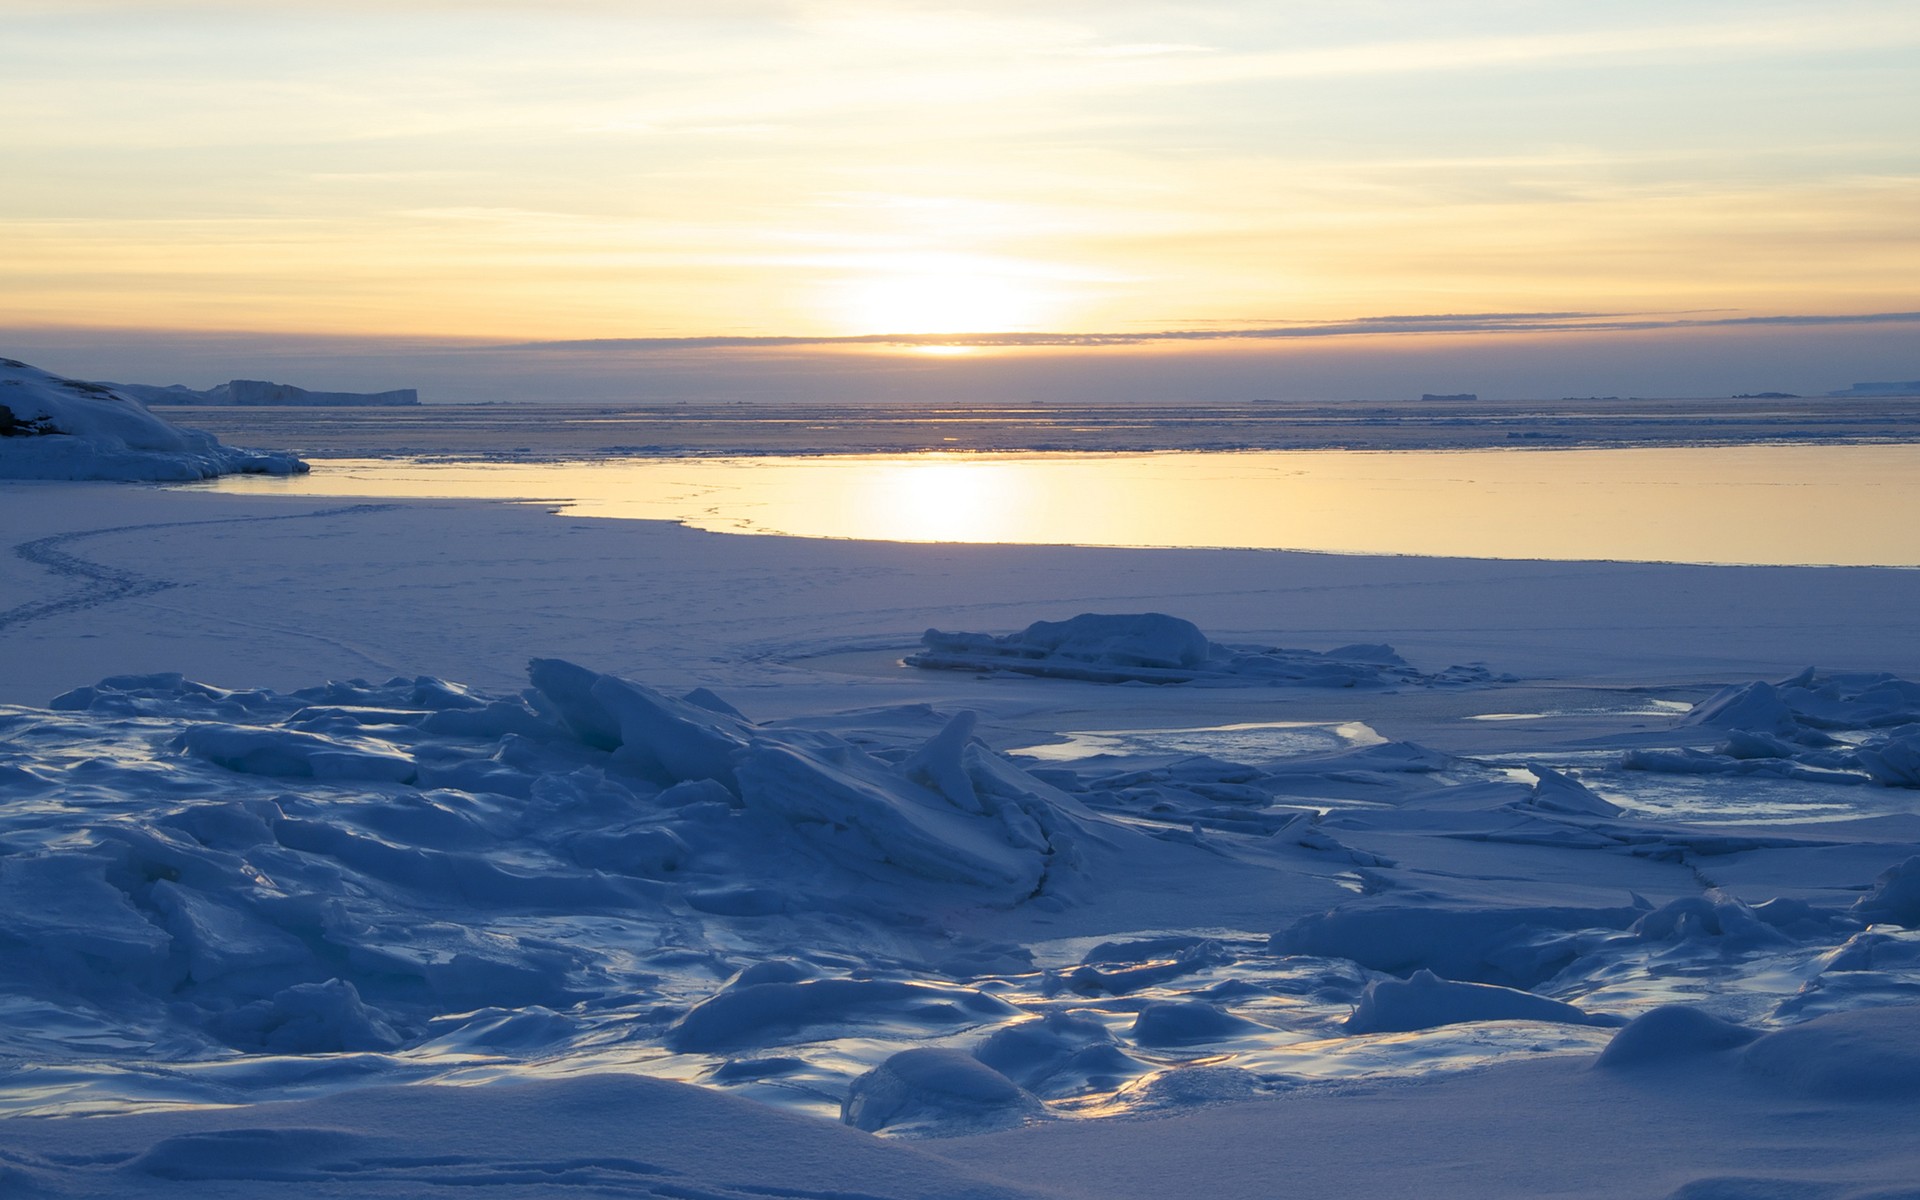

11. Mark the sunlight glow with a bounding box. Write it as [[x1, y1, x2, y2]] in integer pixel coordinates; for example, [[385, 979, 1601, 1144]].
[[196, 446, 1920, 567], [855, 458, 1027, 543], [3, 4, 1916, 346], [832, 257, 1056, 336]]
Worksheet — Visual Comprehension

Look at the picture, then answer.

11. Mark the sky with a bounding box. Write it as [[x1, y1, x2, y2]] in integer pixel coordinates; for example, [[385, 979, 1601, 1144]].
[[3, 0, 1918, 401]]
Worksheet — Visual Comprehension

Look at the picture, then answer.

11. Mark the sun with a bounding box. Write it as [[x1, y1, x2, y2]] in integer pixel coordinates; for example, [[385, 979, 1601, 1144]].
[[832, 256, 1054, 337]]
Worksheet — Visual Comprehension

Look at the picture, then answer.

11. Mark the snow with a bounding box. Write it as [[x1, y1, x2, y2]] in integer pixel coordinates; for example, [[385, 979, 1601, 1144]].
[[1625, 669, 1920, 789], [843, 1048, 1042, 1134], [1591, 1003, 1761, 1066], [1854, 856, 1920, 925], [0, 358, 306, 481], [909, 612, 1499, 687], [5, 409, 1920, 1197], [1343, 968, 1624, 1034]]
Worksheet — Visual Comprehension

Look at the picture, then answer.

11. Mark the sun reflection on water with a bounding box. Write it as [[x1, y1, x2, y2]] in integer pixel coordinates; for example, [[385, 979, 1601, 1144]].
[[189, 445, 1920, 567], [853, 457, 1026, 543]]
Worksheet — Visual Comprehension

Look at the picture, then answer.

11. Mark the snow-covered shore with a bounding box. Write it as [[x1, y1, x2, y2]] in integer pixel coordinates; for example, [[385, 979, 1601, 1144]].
[[5, 466, 1920, 1198]]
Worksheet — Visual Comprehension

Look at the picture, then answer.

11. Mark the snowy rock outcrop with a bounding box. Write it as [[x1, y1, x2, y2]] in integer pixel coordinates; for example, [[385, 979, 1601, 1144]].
[[0, 357, 307, 480], [908, 612, 1499, 688]]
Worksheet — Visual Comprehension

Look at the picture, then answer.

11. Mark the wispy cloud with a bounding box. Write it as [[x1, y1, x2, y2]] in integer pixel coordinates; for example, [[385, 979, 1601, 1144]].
[[492, 310, 1920, 352], [6, 3, 1917, 342]]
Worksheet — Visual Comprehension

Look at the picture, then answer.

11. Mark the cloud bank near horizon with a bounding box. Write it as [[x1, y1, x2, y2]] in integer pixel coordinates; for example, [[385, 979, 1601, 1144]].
[[9, 309, 1919, 407], [493, 309, 1920, 353]]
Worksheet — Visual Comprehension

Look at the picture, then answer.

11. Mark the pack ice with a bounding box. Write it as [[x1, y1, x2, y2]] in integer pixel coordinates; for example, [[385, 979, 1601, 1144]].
[[3, 641, 1920, 1175]]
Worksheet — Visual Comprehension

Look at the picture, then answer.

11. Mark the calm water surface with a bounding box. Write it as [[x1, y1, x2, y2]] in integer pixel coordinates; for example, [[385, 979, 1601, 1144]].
[[190, 445, 1920, 567]]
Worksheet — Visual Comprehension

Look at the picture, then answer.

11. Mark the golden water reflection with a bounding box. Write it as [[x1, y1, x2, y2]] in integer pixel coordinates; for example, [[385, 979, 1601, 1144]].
[[191, 445, 1920, 567]]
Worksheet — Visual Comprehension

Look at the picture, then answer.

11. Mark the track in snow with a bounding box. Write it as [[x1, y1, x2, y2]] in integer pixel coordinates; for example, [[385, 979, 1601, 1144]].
[[0, 504, 397, 635]]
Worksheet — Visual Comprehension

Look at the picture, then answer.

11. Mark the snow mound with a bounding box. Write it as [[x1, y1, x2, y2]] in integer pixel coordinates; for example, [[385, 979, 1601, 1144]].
[[908, 612, 1498, 688], [1345, 969, 1625, 1034], [973, 1012, 1148, 1097], [207, 978, 404, 1054], [1129, 1000, 1265, 1046], [667, 977, 1018, 1053], [1593, 1005, 1760, 1068], [1274, 898, 1648, 988], [1739, 1005, 1920, 1099], [1596, 1003, 1920, 1098], [0, 357, 306, 480], [842, 1048, 1042, 1134]]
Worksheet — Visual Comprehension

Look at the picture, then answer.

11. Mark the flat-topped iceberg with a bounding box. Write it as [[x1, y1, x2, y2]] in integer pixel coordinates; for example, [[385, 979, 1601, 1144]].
[[0, 357, 307, 480]]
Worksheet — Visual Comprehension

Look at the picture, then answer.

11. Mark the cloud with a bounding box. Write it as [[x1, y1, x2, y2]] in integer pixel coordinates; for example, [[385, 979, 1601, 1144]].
[[491, 309, 1920, 353]]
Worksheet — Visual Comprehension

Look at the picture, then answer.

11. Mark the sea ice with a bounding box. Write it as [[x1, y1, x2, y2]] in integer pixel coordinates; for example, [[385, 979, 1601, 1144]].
[[7, 490, 1920, 1197], [908, 612, 1498, 687]]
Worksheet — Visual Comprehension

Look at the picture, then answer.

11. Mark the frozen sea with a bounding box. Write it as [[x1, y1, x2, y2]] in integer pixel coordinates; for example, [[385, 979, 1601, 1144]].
[[5, 392, 1920, 1199]]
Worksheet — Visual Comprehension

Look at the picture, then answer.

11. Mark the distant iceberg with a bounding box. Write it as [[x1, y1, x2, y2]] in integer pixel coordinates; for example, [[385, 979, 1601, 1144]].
[[113, 378, 420, 406], [0, 357, 307, 480]]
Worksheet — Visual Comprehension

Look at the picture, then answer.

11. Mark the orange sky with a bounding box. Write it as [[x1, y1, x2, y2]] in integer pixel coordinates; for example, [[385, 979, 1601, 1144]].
[[4, 0, 1917, 350]]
